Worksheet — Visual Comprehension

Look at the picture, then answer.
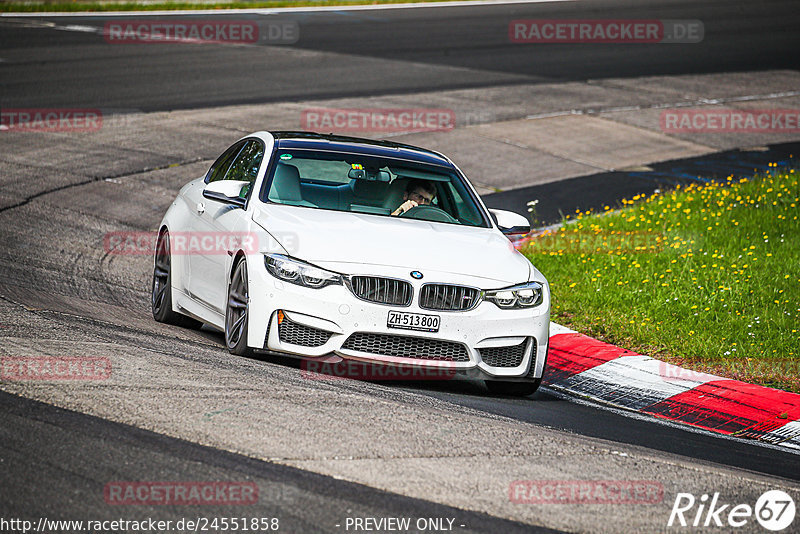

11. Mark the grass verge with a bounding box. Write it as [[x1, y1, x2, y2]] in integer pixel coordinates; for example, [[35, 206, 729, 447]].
[[1, 0, 480, 14], [521, 164, 800, 393]]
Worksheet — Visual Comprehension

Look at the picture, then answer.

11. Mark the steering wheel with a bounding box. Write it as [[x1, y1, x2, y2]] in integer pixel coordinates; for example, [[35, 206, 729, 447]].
[[399, 204, 459, 223]]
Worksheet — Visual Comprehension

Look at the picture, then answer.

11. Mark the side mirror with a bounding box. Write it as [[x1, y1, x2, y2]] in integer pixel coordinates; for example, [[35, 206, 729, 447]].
[[489, 209, 530, 236], [203, 180, 249, 208]]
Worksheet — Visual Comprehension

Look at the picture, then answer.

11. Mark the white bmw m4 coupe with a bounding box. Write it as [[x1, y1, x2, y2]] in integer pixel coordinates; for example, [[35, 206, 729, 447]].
[[153, 131, 550, 395]]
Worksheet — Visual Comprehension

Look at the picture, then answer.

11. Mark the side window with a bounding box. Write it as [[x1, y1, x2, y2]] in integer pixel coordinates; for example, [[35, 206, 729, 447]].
[[206, 141, 246, 183], [224, 141, 265, 198]]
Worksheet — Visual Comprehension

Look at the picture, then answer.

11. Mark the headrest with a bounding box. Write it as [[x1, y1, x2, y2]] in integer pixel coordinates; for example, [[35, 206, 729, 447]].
[[382, 177, 411, 210], [351, 179, 390, 201], [269, 163, 303, 202]]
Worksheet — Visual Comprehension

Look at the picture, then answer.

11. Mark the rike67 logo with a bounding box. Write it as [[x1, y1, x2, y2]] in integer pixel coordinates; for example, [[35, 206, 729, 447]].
[[668, 490, 795, 531]]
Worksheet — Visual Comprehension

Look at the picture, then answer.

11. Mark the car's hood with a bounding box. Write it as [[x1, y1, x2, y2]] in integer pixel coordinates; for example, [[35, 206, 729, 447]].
[[252, 204, 532, 285]]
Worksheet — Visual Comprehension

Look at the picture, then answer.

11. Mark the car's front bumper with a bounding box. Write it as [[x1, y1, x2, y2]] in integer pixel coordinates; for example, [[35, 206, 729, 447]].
[[247, 259, 549, 381]]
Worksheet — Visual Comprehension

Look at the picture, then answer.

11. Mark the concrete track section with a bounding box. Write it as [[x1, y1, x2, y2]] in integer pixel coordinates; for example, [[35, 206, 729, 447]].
[[1, 68, 799, 203]]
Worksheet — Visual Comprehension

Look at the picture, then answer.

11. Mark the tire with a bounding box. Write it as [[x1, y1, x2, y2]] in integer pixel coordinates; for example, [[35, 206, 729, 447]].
[[485, 378, 542, 397], [151, 231, 203, 329], [225, 258, 253, 356]]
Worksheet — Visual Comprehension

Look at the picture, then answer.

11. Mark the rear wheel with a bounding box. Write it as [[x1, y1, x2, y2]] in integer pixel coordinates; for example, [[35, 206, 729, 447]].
[[151, 231, 202, 329], [225, 258, 252, 356], [485, 378, 542, 397]]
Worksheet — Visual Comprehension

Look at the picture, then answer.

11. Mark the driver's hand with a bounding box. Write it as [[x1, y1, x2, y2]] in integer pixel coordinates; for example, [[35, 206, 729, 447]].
[[391, 200, 418, 216]]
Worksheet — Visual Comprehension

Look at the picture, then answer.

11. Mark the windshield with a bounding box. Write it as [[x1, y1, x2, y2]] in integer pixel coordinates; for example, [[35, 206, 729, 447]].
[[260, 149, 489, 227]]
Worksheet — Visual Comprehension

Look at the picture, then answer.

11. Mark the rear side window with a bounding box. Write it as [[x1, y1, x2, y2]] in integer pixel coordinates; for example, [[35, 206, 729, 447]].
[[206, 141, 246, 183], [224, 141, 265, 184]]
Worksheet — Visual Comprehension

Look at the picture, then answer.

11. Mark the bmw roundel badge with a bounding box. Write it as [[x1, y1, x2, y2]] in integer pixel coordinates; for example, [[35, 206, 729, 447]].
[[410, 271, 423, 280]]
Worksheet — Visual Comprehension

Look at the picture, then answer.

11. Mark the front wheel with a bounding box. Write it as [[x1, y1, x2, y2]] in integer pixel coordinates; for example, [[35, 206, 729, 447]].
[[225, 258, 252, 356], [485, 378, 542, 397]]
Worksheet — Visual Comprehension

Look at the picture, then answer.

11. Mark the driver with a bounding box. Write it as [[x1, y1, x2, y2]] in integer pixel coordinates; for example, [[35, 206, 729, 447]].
[[391, 179, 436, 216]]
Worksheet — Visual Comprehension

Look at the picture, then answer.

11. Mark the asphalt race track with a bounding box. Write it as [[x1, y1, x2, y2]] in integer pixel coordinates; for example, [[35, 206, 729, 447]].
[[0, 0, 798, 110], [1, 0, 800, 532]]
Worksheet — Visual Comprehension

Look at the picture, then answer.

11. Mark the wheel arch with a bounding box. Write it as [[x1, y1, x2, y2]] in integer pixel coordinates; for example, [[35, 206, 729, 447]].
[[225, 250, 253, 356], [156, 225, 183, 294], [229, 250, 247, 282]]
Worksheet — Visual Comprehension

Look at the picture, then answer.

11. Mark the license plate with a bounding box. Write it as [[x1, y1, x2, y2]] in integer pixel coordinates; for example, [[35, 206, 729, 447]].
[[387, 310, 440, 332]]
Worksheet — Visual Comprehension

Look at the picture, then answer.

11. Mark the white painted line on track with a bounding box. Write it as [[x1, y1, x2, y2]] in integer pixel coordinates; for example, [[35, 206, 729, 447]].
[[763, 420, 800, 448], [57, 24, 98, 32], [0, 0, 574, 17], [561, 355, 722, 410]]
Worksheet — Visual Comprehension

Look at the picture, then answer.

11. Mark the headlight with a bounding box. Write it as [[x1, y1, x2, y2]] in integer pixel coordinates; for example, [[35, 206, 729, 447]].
[[265, 254, 342, 289], [485, 281, 544, 309]]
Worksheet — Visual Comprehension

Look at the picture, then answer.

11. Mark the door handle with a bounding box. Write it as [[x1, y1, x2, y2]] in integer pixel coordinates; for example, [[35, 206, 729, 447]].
[[196, 202, 205, 214]]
